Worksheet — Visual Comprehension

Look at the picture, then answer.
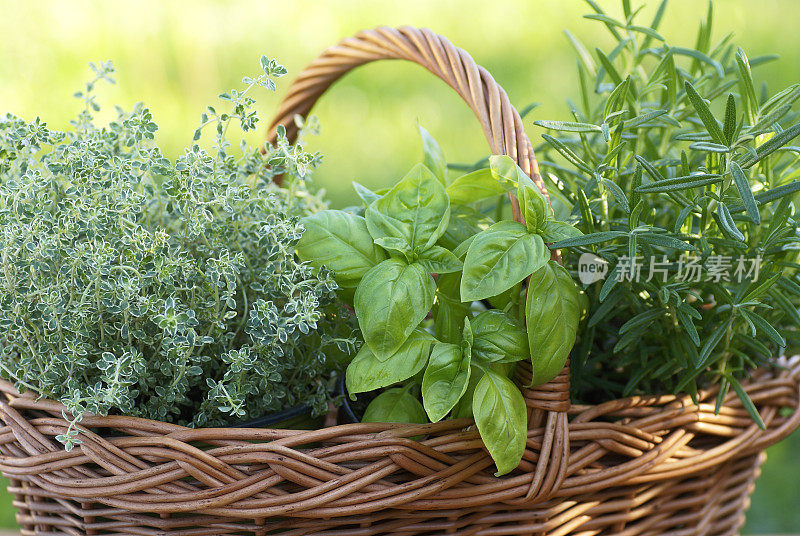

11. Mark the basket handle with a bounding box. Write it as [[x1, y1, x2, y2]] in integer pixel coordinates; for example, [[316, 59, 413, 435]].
[[266, 26, 569, 500]]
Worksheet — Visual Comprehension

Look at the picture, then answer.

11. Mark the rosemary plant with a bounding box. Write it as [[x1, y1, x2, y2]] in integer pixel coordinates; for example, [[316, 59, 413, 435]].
[[534, 0, 800, 424]]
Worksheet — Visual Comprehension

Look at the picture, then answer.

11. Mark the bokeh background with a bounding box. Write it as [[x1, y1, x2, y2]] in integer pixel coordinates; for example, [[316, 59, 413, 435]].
[[1, 0, 798, 532]]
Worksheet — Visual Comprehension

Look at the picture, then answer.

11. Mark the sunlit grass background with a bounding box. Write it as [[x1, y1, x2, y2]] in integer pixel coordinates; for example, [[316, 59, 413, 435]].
[[1, 0, 799, 532]]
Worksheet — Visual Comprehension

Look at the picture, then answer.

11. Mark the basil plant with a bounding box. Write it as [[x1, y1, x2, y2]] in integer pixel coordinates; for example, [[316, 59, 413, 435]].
[[297, 128, 581, 475]]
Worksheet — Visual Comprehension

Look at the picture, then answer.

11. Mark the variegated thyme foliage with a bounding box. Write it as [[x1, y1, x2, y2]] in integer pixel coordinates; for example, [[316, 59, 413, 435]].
[[0, 58, 357, 449]]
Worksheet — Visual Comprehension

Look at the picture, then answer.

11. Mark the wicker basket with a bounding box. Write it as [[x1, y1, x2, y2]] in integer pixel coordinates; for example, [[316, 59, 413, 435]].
[[1, 27, 799, 536]]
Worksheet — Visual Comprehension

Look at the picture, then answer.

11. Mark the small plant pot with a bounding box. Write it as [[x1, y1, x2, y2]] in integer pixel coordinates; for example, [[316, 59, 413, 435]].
[[230, 403, 318, 429], [336, 375, 377, 424]]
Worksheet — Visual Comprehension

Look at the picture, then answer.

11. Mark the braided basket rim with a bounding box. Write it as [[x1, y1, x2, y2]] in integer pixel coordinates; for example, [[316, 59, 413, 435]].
[[0, 357, 797, 518]]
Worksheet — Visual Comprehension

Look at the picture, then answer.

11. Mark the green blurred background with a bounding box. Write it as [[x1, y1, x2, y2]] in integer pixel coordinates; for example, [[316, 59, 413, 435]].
[[1, 0, 798, 532]]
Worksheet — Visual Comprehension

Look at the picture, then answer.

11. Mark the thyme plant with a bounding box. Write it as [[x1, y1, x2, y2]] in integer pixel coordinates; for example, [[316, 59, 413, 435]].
[[534, 0, 800, 424], [0, 58, 357, 449]]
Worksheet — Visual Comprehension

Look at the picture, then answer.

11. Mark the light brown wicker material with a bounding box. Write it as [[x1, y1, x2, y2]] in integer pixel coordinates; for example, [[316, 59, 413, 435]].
[[0, 26, 798, 536]]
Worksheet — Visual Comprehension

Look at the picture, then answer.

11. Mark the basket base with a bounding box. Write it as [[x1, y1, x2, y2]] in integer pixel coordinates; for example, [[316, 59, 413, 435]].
[[7, 452, 764, 536]]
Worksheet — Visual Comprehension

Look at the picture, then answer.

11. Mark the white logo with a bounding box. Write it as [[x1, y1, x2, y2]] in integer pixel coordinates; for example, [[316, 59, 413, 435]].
[[578, 252, 609, 285]]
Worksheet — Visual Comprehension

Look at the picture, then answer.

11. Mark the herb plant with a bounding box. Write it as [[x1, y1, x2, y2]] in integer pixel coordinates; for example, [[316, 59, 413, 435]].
[[0, 58, 357, 449], [533, 0, 800, 425], [297, 128, 582, 475]]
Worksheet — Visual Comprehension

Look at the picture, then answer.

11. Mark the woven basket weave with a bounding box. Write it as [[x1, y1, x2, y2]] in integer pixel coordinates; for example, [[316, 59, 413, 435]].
[[1, 27, 799, 536]]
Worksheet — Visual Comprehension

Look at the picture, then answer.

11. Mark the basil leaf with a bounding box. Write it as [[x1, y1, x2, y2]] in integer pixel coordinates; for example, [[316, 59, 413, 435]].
[[418, 124, 447, 185], [365, 164, 450, 252], [450, 365, 482, 419], [518, 183, 548, 232], [539, 220, 584, 243], [354, 259, 435, 358], [345, 329, 434, 394], [352, 181, 382, 206], [487, 281, 522, 310], [374, 236, 411, 258], [296, 210, 387, 287], [438, 205, 494, 250], [462, 317, 474, 350], [525, 261, 580, 385], [446, 168, 505, 205], [422, 342, 471, 422], [473, 369, 527, 476], [489, 154, 536, 191], [417, 245, 462, 274], [461, 221, 549, 302], [362, 388, 428, 424], [471, 310, 528, 364], [432, 273, 469, 344]]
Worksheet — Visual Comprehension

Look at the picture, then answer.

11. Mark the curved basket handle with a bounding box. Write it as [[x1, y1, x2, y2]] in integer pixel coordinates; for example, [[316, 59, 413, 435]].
[[266, 26, 569, 501]]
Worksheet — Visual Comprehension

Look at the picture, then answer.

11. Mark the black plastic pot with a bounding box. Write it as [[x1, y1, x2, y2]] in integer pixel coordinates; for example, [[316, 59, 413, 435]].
[[232, 403, 315, 429], [337, 375, 379, 425], [222, 377, 349, 429]]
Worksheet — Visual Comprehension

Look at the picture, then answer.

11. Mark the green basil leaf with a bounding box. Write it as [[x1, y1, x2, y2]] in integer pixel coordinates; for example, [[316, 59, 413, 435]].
[[365, 164, 450, 252], [355, 259, 435, 358], [422, 342, 472, 422], [473, 369, 527, 476], [432, 273, 469, 344], [471, 310, 528, 364], [525, 261, 580, 385], [487, 281, 522, 310], [461, 221, 549, 302], [374, 236, 411, 258], [352, 181, 382, 206], [362, 388, 428, 424], [417, 245, 463, 274], [462, 317, 474, 350], [418, 124, 447, 185], [446, 168, 505, 205], [450, 365, 482, 419], [438, 205, 494, 251], [296, 210, 387, 287], [519, 184, 548, 232], [346, 329, 434, 394], [489, 155, 537, 192]]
